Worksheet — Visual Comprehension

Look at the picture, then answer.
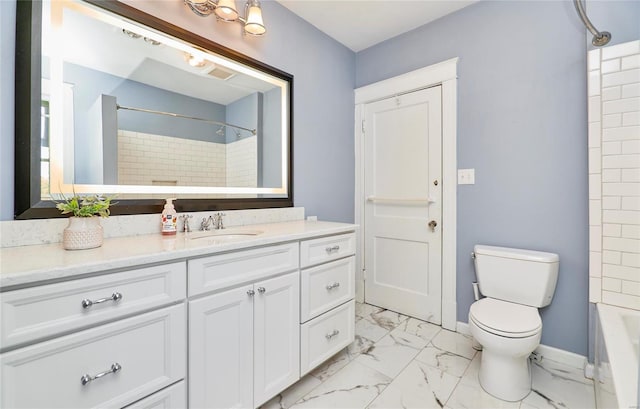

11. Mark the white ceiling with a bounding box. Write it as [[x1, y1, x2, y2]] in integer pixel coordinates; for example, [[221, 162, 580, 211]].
[[275, 0, 479, 52]]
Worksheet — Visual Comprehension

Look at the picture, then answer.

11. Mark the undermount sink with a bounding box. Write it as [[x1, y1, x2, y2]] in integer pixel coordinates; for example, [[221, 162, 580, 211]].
[[187, 229, 264, 240]]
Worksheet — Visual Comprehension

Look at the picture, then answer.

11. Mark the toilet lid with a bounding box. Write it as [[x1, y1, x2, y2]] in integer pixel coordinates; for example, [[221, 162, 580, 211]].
[[469, 298, 541, 338]]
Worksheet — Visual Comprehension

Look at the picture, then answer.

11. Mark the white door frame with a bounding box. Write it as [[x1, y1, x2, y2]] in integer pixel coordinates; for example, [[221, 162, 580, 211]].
[[354, 58, 458, 331]]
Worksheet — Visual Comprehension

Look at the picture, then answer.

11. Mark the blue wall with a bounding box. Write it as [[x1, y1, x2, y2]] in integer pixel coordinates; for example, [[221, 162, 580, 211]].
[[357, 0, 590, 354], [356, 0, 639, 355], [0, 0, 356, 222]]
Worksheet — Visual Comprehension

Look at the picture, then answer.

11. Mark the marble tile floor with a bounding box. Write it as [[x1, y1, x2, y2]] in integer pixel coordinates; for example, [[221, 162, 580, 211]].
[[262, 303, 595, 409]]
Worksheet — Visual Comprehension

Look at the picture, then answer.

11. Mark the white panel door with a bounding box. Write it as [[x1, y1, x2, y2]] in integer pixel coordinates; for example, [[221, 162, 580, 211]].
[[253, 272, 300, 408], [364, 86, 443, 323], [188, 285, 254, 409]]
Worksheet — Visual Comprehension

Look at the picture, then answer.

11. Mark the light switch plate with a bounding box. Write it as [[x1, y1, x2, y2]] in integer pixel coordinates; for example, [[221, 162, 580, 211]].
[[458, 169, 475, 185]]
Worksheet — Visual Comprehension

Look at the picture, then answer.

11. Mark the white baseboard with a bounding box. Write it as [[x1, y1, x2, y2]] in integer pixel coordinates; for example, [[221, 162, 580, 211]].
[[456, 321, 587, 370]]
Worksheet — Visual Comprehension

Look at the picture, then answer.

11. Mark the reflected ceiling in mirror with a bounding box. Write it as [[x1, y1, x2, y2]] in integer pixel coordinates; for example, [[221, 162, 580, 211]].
[[40, 0, 290, 200]]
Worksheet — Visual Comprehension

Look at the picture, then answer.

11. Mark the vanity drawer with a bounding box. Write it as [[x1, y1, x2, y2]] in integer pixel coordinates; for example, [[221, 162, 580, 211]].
[[1, 262, 186, 350], [300, 300, 355, 376], [300, 233, 356, 268], [301, 256, 355, 323], [0, 304, 186, 409], [188, 243, 299, 296], [124, 381, 186, 409]]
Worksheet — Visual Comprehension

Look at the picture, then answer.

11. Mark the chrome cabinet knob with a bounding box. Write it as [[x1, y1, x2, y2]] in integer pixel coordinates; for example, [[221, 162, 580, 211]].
[[257, 287, 266, 293], [247, 289, 255, 296], [428, 220, 438, 231]]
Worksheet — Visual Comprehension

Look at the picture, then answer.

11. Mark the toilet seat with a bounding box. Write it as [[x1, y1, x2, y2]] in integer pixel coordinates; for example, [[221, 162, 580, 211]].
[[469, 298, 541, 338]]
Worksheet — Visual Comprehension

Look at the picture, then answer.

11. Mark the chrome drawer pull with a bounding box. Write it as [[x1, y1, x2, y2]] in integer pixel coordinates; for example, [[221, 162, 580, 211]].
[[325, 329, 340, 340], [81, 363, 122, 386], [81, 292, 123, 309], [325, 282, 340, 291], [325, 245, 340, 254]]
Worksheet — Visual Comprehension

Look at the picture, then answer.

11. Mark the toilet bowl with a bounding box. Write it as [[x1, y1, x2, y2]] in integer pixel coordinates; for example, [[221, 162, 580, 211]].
[[470, 245, 559, 402], [469, 297, 542, 401]]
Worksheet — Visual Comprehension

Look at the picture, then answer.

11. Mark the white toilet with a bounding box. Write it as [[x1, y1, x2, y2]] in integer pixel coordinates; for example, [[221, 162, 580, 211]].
[[469, 245, 559, 402]]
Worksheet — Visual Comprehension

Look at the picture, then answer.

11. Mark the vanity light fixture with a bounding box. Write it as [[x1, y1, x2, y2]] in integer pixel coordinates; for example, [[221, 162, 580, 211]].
[[184, 0, 266, 36]]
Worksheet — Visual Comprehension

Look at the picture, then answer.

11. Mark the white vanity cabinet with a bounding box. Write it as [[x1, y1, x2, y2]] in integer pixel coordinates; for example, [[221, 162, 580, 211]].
[[299, 233, 356, 375], [187, 243, 300, 409], [0, 221, 357, 409]]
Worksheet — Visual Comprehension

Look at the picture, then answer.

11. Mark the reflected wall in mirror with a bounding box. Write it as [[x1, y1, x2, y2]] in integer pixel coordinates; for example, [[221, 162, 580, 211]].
[[15, 0, 293, 219]]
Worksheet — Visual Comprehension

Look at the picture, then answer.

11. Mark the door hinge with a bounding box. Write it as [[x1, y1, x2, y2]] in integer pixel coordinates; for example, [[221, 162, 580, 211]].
[[362, 268, 367, 281], [361, 120, 365, 134]]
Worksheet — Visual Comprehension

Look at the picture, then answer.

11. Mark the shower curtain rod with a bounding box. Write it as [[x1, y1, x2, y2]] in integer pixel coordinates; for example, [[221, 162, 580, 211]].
[[116, 104, 257, 136], [573, 0, 611, 47]]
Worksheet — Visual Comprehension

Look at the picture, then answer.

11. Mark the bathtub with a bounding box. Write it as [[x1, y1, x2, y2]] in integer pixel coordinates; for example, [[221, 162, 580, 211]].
[[595, 303, 640, 409]]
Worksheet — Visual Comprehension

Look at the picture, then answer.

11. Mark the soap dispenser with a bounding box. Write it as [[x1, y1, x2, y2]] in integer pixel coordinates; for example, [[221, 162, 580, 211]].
[[161, 198, 178, 235]]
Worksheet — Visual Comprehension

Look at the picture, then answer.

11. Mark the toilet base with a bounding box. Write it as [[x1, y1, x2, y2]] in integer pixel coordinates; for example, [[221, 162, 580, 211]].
[[478, 348, 532, 402]]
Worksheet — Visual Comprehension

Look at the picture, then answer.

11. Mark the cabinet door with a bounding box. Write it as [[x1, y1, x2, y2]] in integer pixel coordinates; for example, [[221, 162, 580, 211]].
[[253, 272, 300, 407], [189, 286, 254, 409]]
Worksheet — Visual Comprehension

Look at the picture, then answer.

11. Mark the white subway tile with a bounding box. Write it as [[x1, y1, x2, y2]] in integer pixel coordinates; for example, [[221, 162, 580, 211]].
[[590, 200, 602, 226], [622, 253, 640, 268], [622, 140, 640, 155], [588, 49, 600, 71], [589, 278, 602, 303], [602, 141, 621, 154], [603, 277, 622, 292], [603, 196, 621, 209], [590, 251, 602, 277], [602, 169, 621, 182], [622, 280, 640, 296], [602, 290, 640, 309], [622, 169, 640, 183], [602, 114, 622, 129], [603, 250, 622, 265], [603, 183, 640, 197], [602, 154, 640, 169], [622, 198, 640, 211], [591, 226, 602, 252], [589, 122, 600, 148], [623, 112, 640, 126], [622, 54, 640, 70], [602, 209, 640, 225], [590, 174, 602, 199], [603, 236, 640, 254], [589, 96, 602, 119], [589, 70, 601, 97], [601, 59, 620, 74], [602, 291, 640, 310], [589, 148, 602, 174], [622, 224, 640, 239], [622, 83, 640, 98], [601, 41, 640, 60], [602, 86, 621, 102], [602, 69, 640, 88], [603, 262, 640, 281], [602, 125, 640, 141], [603, 223, 622, 237]]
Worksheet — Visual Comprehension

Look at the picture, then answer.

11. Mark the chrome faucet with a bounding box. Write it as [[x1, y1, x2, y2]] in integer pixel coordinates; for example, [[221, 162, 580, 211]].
[[179, 214, 193, 233], [201, 216, 215, 231], [213, 212, 225, 230]]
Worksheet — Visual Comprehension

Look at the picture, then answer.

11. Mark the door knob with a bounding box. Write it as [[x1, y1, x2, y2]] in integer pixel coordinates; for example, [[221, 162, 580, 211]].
[[428, 220, 437, 231]]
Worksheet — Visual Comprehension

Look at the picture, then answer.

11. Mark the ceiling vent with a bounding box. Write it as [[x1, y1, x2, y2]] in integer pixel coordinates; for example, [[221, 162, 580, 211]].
[[205, 66, 236, 81]]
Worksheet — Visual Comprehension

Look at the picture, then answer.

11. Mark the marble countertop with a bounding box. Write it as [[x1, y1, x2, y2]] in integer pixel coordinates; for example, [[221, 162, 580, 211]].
[[0, 220, 357, 290]]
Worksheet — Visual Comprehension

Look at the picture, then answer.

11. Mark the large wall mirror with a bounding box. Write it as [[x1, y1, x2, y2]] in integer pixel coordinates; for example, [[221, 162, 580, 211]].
[[15, 0, 293, 219]]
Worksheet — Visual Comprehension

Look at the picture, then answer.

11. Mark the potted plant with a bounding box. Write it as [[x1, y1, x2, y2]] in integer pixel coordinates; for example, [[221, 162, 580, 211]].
[[56, 195, 113, 250]]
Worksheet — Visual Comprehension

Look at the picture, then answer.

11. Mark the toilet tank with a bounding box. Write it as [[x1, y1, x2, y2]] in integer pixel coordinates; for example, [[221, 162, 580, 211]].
[[474, 245, 559, 308]]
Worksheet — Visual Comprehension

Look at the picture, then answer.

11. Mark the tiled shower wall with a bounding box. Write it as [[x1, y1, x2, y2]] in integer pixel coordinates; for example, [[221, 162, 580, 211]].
[[588, 40, 640, 310], [118, 130, 257, 188]]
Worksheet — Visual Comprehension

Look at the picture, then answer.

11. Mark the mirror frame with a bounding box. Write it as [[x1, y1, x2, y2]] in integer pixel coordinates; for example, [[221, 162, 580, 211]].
[[15, 0, 293, 219]]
